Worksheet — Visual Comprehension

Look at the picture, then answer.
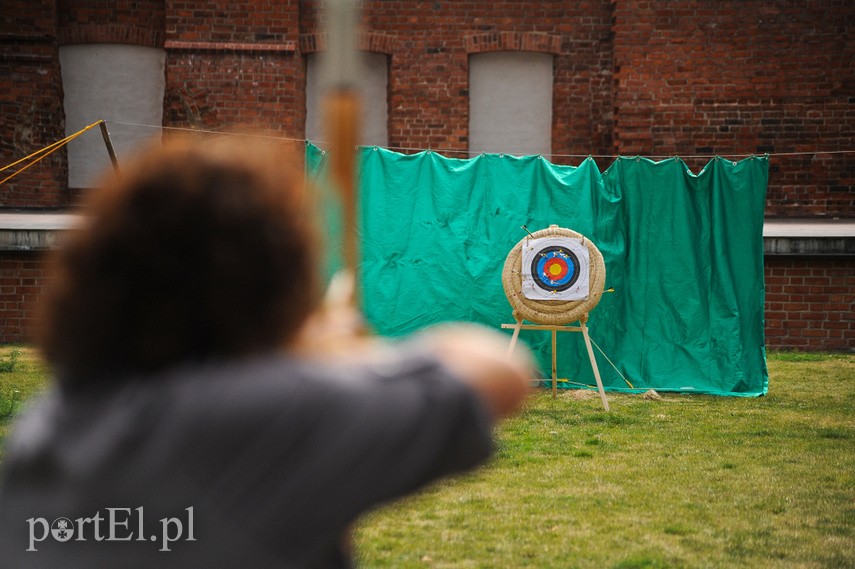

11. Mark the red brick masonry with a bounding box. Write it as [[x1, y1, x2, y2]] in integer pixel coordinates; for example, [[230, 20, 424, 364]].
[[1, 1, 853, 350], [764, 258, 855, 352]]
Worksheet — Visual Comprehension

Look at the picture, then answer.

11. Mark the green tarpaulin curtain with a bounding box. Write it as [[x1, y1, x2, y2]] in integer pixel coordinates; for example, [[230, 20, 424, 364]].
[[307, 144, 769, 396]]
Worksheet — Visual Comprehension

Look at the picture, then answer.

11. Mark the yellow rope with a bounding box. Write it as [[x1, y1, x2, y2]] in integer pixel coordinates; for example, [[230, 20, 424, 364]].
[[0, 120, 103, 173], [0, 120, 104, 185]]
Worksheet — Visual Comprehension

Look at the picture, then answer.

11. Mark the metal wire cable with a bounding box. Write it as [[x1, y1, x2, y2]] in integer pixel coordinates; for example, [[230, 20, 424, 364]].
[[103, 120, 855, 161]]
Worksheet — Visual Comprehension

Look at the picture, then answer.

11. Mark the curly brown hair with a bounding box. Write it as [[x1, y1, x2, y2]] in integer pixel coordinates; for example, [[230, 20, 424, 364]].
[[38, 134, 321, 385]]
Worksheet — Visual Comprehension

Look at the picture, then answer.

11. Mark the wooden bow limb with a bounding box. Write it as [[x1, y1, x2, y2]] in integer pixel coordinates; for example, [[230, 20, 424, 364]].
[[293, 0, 374, 358], [323, 90, 361, 309], [322, 0, 362, 312]]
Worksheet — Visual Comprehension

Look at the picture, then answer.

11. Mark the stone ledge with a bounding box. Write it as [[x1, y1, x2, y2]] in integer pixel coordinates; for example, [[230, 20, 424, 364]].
[[164, 40, 296, 53], [1, 212, 853, 256], [763, 219, 855, 256], [0, 212, 80, 251]]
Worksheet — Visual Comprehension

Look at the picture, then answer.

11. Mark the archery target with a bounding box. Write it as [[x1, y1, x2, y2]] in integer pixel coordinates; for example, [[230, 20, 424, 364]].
[[502, 225, 606, 325], [522, 237, 589, 300]]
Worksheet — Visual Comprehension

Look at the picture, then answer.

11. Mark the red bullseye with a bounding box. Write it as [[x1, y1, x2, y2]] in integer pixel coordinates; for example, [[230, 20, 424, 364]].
[[542, 258, 568, 281]]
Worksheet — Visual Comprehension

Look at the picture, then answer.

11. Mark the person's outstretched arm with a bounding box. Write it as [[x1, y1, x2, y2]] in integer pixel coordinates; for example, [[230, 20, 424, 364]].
[[412, 324, 533, 421]]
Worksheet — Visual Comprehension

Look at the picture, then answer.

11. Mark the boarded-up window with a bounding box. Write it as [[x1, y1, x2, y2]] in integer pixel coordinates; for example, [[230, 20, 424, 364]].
[[59, 44, 165, 188], [305, 52, 388, 148], [469, 52, 553, 157]]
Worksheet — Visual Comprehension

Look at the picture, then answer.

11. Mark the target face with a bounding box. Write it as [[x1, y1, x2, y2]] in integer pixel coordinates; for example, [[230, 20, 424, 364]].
[[532, 246, 580, 291], [522, 237, 590, 300]]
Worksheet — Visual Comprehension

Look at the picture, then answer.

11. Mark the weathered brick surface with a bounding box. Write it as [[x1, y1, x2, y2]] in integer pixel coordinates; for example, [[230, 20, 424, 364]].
[[0, 0, 55, 38], [1, 0, 166, 208], [0, 0, 67, 208], [164, 50, 304, 136], [612, 1, 855, 217], [0, 1, 853, 349], [166, 0, 297, 44], [0, 252, 53, 343], [163, 1, 303, 136], [2, 0, 852, 212], [301, 0, 615, 158], [57, 0, 165, 47], [764, 257, 855, 351]]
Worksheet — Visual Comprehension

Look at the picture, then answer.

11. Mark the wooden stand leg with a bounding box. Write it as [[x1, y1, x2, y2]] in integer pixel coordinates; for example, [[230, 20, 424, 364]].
[[506, 319, 523, 358], [581, 319, 610, 411], [551, 329, 558, 399], [502, 315, 613, 409]]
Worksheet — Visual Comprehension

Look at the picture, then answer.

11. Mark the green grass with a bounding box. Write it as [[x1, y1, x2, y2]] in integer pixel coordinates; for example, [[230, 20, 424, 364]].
[[355, 352, 855, 569], [0, 346, 47, 426], [0, 347, 21, 373], [0, 347, 852, 568], [0, 346, 49, 454]]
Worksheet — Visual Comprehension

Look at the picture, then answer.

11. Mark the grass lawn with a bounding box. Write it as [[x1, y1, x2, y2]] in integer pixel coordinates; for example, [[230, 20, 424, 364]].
[[0, 347, 852, 568], [0, 346, 49, 438], [356, 351, 854, 569]]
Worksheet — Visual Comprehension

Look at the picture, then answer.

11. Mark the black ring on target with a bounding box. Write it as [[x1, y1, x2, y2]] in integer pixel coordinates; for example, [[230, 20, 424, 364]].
[[530, 245, 581, 292]]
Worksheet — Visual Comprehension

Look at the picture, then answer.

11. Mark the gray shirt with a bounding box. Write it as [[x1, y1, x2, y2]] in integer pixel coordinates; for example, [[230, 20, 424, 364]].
[[0, 352, 494, 568]]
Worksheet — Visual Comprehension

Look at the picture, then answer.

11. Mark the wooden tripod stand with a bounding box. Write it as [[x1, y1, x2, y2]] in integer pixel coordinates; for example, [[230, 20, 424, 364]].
[[502, 313, 610, 411]]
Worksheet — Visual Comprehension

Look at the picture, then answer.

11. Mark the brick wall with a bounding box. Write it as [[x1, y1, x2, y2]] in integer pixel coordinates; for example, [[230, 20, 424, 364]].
[[2, 1, 852, 212], [0, 0, 167, 208], [57, 0, 165, 48], [765, 257, 855, 351], [163, 0, 303, 136], [0, 0, 67, 208], [612, 0, 855, 217], [0, 252, 52, 343], [0, 1, 853, 351], [301, 0, 614, 158], [164, 50, 303, 134]]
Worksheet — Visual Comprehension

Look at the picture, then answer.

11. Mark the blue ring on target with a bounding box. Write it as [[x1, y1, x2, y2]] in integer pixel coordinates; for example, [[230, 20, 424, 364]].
[[531, 245, 581, 292]]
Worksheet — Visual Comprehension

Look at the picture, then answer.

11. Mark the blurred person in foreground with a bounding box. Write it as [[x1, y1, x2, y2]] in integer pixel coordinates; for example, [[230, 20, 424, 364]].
[[0, 135, 532, 568]]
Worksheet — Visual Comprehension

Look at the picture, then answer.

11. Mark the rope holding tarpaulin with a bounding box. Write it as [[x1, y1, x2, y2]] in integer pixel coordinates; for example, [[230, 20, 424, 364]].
[[102, 120, 855, 163], [0, 120, 104, 186]]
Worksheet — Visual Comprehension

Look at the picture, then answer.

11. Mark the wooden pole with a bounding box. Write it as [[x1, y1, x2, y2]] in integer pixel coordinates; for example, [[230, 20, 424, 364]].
[[506, 318, 523, 358], [501, 323, 583, 333], [551, 329, 558, 399], [581, 317, 610, 411], [98, 121, 120, 173]]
